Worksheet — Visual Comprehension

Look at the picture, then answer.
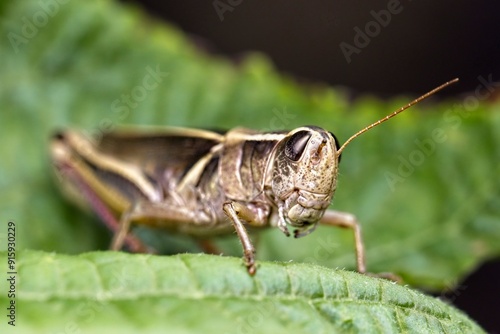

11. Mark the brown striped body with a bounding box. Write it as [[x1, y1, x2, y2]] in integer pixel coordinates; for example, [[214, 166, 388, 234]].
[[51, 126, 342, 237]]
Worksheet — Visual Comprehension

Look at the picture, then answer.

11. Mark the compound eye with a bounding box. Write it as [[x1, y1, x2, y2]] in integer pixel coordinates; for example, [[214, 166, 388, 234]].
[[329, 131, 342, 162], [285, 131, 311, 161]]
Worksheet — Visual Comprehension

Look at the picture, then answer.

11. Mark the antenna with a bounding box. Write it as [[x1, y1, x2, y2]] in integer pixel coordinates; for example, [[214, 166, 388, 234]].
[[337, 78, 459, 155]]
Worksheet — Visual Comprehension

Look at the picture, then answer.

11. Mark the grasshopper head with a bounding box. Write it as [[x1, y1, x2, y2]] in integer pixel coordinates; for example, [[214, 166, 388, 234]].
[[270, 126, 341, 237], [267, 79, 459, 238]]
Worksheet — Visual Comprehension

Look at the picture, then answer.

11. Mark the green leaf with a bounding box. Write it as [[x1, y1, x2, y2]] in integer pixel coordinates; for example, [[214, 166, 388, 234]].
[[0, 251, 485, 333], [0, 0, 499, 299]]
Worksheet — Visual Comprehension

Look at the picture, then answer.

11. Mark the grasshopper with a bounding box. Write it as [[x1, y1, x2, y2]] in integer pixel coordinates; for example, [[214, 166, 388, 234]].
[[50, 79, 458, 275]]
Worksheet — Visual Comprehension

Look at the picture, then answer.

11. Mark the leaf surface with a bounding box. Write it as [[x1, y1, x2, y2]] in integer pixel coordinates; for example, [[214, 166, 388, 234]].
[[0, 251, 485, 334]]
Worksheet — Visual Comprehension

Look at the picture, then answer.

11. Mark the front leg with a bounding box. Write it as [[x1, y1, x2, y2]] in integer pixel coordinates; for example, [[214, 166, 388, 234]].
[[320, 210, 400, 281], [222, 201, 268, 275], [320, 210, 366, 274]]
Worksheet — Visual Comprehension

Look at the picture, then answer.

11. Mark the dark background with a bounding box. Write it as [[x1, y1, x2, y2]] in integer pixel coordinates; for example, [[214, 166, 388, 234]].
[[121, 1, 500, 331]]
